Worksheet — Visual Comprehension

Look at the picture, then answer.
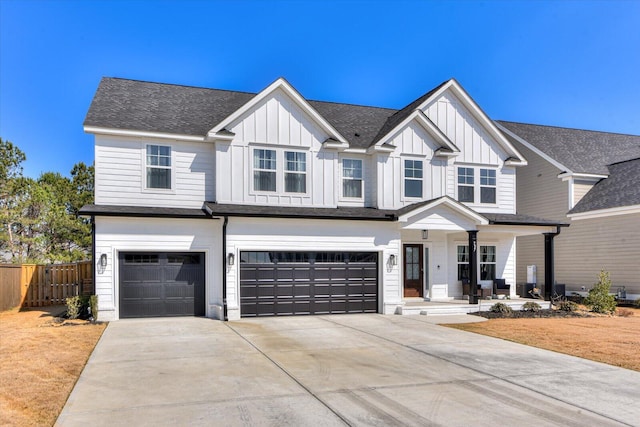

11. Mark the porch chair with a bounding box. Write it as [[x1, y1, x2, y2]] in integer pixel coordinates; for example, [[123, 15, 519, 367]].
[[462, 279, 490, 298], [493, 278, 511, 297]]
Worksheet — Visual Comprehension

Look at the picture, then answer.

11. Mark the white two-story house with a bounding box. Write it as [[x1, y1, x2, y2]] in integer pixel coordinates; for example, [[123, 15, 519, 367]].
[[81, 77, 564, 321]]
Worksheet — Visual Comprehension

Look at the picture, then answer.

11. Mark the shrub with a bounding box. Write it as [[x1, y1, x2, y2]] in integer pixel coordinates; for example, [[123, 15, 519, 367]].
[[89, 295, 98, 321], [522, 301, 541, 312], [490, 302, 513, 314], [617, 308, 634, 318], [634, 298, 640, 309], [584, 270, 617, 314], [66, 296, 83, 319], [557, 300, 578, 312]]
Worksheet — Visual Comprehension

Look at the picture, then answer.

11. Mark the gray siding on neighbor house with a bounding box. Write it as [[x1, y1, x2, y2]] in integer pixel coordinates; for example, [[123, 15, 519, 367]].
[[515, 142, 568, 286], [573, 180, 596, 207], [555, 214, 640, 296]]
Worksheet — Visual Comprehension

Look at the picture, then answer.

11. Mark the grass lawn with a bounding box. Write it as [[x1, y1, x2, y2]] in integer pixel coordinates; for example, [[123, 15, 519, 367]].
[[445, 307, 640, 371], [0, 305, 106, 427]]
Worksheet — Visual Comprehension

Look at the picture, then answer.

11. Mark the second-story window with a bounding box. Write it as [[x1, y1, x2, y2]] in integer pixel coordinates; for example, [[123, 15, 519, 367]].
[[404, 159, 423, 198], [253, 149, 277, 192], [146, 144, 171, 189], [342, 158, 363, 198], [285, 151, 306, 193], [480, 169, 496, 204], [457, 167, 474, 202]]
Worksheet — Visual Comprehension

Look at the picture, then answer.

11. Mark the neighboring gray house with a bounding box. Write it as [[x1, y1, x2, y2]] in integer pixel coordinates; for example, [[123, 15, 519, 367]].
[[497, 121, 640, 299]]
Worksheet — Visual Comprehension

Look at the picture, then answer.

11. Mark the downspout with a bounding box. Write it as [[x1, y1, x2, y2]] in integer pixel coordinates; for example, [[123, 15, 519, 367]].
[[543, 225, 562, 300], [91, 216, 96, 296], [222, 216, 228, 321]]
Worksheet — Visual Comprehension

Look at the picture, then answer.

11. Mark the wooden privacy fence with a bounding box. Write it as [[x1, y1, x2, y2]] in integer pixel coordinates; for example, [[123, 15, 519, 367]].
[[0, 261, 93, 310]]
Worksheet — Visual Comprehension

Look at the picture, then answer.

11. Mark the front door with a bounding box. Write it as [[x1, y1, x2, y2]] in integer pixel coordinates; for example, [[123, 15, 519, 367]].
[[403, 244, 423, 297]]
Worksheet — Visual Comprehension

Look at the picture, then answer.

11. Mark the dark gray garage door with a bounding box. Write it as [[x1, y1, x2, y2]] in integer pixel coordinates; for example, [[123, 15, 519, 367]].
[[119, 252, 205, 318], [240, 251, 378, 317]]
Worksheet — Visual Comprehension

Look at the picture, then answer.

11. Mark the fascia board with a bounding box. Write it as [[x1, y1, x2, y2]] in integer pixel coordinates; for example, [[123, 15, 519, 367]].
[[567, 204, 640, 220], [496, 123, 571, 173], [398, 197, 488, 225], [208, 78, 348, 143], [559, 172, 608, 181], [84, 126, 206, 142]]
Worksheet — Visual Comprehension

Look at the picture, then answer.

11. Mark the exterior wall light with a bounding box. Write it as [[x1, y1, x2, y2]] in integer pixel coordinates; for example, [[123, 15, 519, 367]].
[[99, 253, 107, 267], [422, 229, 429, 239], [227, 253, 235, 266], [389, 254, 397, 266]]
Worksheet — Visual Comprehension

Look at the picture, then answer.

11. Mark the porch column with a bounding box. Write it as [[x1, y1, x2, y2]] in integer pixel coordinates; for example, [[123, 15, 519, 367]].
[[544, 232, 555, 300], [467, 230, 478, 304]]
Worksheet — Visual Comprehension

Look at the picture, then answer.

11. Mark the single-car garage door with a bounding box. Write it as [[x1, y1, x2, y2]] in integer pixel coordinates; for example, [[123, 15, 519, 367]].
[[240, 251, 378, 317], [119, 252, 205, 318]]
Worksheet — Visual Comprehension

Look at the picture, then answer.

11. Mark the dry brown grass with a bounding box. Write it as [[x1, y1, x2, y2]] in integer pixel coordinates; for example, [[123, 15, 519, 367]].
[[447, 307, 640, 371], [0, 305, 106, 427]]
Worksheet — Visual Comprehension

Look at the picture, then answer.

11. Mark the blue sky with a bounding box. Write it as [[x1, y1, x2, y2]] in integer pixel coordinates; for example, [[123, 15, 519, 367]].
[[1, 0, 639, 178]]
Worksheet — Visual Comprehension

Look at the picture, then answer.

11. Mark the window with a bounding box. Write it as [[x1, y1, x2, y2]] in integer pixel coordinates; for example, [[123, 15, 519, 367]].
[[342, 159, 363, 198], [146, 145, 171, 189], [124, 254, 159, 264], [479, 245, 496, 280], [457, 167, 474, 202], [457, 245, 470, 281], [480, 169, 496, 204], [253, 149, 277, 192], [404, 160, 423, 198], [285, 151, 306, 193]]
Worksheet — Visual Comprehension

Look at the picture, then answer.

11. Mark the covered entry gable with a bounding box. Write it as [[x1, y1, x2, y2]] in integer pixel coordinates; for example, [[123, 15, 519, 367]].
[[398, 196, 488, 231]]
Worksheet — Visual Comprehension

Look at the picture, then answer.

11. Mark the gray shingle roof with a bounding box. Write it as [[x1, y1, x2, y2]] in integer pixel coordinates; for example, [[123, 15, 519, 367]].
[[497, 121, 640, 175], [79, 204, 210, 218], [85, 77, 397, 148], [569, 158, 640, 213]]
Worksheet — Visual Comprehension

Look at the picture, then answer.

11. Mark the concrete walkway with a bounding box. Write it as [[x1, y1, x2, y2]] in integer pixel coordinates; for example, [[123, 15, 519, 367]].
[[57, 314, 639, 426]]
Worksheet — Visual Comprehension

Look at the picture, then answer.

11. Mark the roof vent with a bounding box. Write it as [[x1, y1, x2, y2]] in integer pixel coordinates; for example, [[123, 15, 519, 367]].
[[354, 133, 360, 137]]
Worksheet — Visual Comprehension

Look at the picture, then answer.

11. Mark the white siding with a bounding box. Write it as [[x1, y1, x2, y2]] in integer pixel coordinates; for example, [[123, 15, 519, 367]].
[[94, 217, 222, 321], [423, 91, 507, 165], [95, 135, 215, 208], [224, 217, 401, 319], [217, 88, 339, 207]]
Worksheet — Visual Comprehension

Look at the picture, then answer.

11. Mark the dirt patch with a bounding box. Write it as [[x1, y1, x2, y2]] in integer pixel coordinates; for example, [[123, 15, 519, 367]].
[[0, 305, 106, 427], [446, 307, 640, 371]]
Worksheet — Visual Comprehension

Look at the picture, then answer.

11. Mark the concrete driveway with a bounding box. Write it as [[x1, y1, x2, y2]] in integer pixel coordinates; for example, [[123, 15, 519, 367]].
[[57, 314, 639, 426]]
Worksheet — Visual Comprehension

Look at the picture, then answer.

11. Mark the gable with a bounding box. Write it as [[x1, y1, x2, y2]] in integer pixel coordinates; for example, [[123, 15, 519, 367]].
[[423, 89, 508, 165], [401, 204, 481, 231], [388, 120, 447, 156], [227, 87, 329, 147]]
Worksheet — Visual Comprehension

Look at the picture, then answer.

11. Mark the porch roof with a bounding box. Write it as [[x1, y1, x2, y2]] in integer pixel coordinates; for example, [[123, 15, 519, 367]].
[[482, 213, 569, 227]]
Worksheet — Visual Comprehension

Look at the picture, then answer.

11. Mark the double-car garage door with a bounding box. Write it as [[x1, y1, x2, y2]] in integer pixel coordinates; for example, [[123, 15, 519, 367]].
[[240, 251, 378, 317], [119, 252, 205, 318], [118, 250, 378, 318]]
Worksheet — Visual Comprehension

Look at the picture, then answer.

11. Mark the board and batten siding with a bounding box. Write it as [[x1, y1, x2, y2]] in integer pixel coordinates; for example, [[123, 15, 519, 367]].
[[556, 214, 640, 297], [95, 135, 215, 208], [216, 88, 342, 207], [423, 90, 507, 166], [376, 122, 447, 209], [94, 217, 222, 321], [224, 217, 401, 320]]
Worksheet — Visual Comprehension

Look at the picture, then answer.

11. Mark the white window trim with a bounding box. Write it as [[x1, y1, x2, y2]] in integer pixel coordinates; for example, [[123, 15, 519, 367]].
[[252, 148, 278, 193], [249, 146, 311, 197], [479, 168, 497, 205], [455, 165, 498, 207], [402, 158, 424, 201], [479, 245, 497, 281], [340, 157, 364, 201], [284, 150, 309, 194], [143, 143, 175, 193], [455, 242, 498, 282]]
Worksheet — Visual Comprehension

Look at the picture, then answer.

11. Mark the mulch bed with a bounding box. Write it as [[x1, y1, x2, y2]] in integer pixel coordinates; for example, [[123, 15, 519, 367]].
[[471, 309, 598, 319]]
